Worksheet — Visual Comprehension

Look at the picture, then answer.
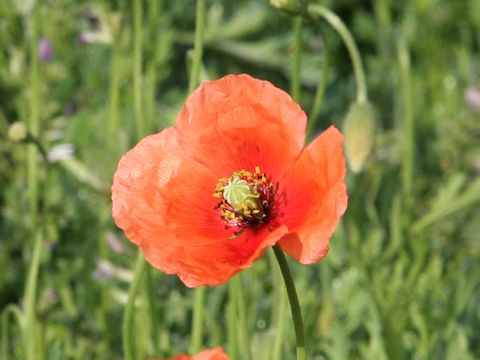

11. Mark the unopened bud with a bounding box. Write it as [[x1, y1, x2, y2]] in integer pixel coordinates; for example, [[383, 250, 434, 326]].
[[343, 101, 377, 173], [8, 121, 28, 142], [270, 0, 303, 14]]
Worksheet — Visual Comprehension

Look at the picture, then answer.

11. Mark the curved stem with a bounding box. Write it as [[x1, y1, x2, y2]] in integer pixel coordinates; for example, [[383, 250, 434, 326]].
[[189, 286, 205, 354], [291, 16, 303, 102], [188, 0, 206, 94], [308, 4, 368, 103], [122, 252, 146, 360], [272, 244, 306, 360]]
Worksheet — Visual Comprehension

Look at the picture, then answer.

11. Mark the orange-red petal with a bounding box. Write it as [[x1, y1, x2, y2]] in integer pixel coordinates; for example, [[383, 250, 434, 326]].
[[152, 346, 229, 360], [112, 128, 288, 287], [276, 126, 348, 263], [176, 74, 307, 180]]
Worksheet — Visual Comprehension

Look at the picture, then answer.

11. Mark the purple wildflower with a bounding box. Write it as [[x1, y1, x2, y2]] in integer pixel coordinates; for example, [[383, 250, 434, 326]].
[[38, 37, 54, 63]]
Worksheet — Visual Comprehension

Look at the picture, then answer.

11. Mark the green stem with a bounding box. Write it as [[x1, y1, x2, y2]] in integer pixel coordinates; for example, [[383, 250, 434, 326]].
[[108, 29, 120, 139], [272, 244, 306, 360], [272, 269, 287, 360], [235, 275, 253, 360], [122, 252, 146, 360], [188, 0, 206, 93], [396, 35, 414, 201], [1, 304, 24, 359], [189, 286, 205, 354], [133, 0, 145, 139], [227, 282, 239, 360], [307, 26, 330, 137], [291, 16, 303, 102], [24, 231, 43, 360], [307, 4, 368, 103], [25, 1, 41, 358], [188, 1, 207, 354]]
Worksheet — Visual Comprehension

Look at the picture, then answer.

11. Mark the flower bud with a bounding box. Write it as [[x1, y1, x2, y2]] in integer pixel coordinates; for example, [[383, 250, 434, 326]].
[[343, 101, 377, 173], [270, 0, 303, 14], [8, 121, 28, 142]]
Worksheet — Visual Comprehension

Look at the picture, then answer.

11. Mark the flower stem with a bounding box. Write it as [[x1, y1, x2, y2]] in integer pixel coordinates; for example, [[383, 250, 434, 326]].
[[227, 282, 239, 359], [133, 0, 145, 139], [108, 28, 120, 139], [188, 0, 206, 94], [234, 275, 253, 360], [396, 35, 414, 203], [291, 16, 303, 102], [308, 26, 330, 137], [24, 230, 43, 360], [272, 244, 306, 360], [188, 1, 207, 354], [122, 252, 146, 360], [1, 304, 24, 360], [25, 0, 42, 358], [307, 4, 368, 103], [270, 251, 288, 360], [189, 286, 205, 354]]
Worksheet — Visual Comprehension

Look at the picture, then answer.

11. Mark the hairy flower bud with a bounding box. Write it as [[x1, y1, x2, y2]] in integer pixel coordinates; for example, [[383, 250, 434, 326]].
[[269, 0, 304, 14], [8, 121, 28, 142], [343, 101, 376, 173]]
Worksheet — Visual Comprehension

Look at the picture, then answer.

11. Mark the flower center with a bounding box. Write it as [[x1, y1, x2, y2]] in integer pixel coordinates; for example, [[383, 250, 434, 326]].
[[214, 166, 275, 233]]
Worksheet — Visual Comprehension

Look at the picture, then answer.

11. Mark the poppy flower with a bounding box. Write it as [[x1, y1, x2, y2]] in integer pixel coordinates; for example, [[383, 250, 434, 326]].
[[112, 74, 347, 287], [150, 346, 229, 360]]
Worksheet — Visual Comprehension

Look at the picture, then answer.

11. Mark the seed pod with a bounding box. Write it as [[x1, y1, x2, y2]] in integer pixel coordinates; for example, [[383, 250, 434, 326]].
[[343, 101, 377, 173]]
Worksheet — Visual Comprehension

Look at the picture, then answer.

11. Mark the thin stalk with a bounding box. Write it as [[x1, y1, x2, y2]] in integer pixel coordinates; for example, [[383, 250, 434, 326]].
[[108, 29, 120, 139], [272, 244, 306, 360], [189, 286, 205, 354], [227, 282, 239, 360], [1, 305, 24, 359], [25, 1, 41, 358], [188, 0, 206, 93], [308, 27, 330, 137], [122, 252, 147, 360], [188, 1, 207, 354], [291, 16, 303, 102], [133, 0, 145, 139], [272, 275, 287, 360], [234, 276, 253, 360], [397, 35, 414, 201], [145, 0, 160, 134], [24, 231, 43, 360], [308, 4, 368, 103], [27, 0, 40, 224]]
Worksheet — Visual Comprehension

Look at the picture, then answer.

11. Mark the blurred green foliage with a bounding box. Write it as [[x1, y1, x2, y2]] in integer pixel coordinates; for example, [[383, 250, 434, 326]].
[[1, 0, 480, 359]]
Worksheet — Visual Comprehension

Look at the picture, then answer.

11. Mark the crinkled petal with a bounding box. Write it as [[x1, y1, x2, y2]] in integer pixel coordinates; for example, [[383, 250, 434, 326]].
[[162, 347, 229, 360], [176, 74, 307, 179], [193, 347, 229, 360], [112, 128, 288, 287], [276, 126, 348, 263]]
